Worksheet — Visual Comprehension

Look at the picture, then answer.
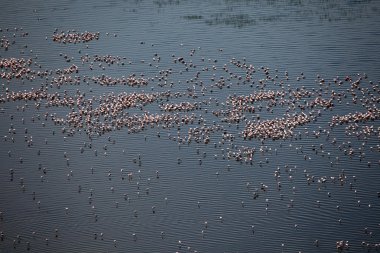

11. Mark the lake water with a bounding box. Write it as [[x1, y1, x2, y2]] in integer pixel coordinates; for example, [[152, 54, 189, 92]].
[[1, 0, 380, 252]]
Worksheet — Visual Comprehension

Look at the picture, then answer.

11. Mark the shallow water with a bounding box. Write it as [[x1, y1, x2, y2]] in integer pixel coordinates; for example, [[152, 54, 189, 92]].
[[1, 0, 380, 252]]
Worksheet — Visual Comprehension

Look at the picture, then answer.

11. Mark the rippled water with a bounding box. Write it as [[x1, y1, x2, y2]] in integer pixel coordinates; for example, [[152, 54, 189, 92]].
[[1, 0, 380, 252]]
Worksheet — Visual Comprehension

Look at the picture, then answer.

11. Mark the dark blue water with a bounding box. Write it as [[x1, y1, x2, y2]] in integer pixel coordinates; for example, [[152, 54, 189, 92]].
[[1, 0, 380, 252]]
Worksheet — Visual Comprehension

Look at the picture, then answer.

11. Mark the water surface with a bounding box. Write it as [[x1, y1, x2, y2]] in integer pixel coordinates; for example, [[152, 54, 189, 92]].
[[1, 0, 380, 252]]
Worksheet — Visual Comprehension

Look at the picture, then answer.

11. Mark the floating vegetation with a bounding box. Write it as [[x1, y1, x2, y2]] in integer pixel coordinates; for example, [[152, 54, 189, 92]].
[[183, 15, 203, 20], [205, 13, 256, 28], [189, 0, 380, 28], [153, 0, 180, 8]]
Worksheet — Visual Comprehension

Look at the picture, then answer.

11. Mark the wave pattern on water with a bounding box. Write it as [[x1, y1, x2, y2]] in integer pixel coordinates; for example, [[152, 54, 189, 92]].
[[0, 0, 380, 253]]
